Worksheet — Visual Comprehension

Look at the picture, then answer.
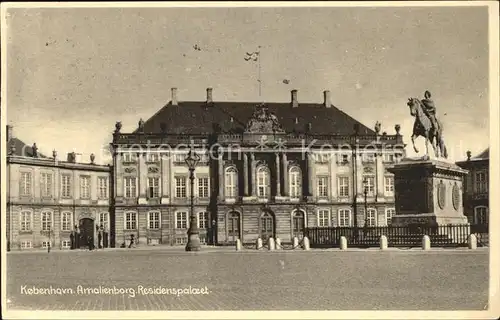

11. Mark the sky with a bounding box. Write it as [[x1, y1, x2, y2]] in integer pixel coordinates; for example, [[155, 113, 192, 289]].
[[3, 4, 491, 164]]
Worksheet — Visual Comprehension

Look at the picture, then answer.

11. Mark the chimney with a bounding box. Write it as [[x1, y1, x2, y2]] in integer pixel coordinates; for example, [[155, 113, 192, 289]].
[[323, 90, 331, 108], [206, 87, 213, 103], [6, 125, 13, 141], [171, 88, 178, 106], [291, 89, 298, 108], [67, 152, 76, 163]]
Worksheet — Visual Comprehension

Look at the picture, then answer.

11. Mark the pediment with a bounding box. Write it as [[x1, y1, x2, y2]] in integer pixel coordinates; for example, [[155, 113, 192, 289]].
[[244, 104, 285, 133]]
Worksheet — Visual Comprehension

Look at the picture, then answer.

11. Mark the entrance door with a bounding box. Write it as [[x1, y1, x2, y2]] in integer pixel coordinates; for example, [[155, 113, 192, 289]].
[[79, 218, 94, 249], [292, 210, 305, 239], [260, 211, 275, 241], [228, 212, 241, 243]]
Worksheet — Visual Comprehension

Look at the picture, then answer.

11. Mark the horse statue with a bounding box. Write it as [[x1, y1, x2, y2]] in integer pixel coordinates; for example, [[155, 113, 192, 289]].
[[407, 97, 448, 159]]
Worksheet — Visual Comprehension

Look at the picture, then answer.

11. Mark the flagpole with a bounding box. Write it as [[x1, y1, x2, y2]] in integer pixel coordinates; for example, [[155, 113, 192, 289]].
[[257, 46, 262, 101]]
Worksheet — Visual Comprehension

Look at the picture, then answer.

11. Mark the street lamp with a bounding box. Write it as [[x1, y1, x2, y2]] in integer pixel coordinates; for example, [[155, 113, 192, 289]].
[[185, 148, 201, 252], [363, 178, 369, 228]]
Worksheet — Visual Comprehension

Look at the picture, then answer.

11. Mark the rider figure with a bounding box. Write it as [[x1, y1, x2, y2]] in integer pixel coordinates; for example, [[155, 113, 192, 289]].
[[421, 90, 438, 135]]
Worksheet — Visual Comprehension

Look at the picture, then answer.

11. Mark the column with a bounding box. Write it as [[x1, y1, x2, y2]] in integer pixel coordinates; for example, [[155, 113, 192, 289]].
[[376, 153, 384, 198], [138, 153, 147, 200], [307, 152, 314, 197], [243, 153, 249, 196], [161, 152, 169, 201], [250, 152, 256, 197], [169, 153, 175, 200], [275, 153, 281, 196], [356, 150, 363, 200], [282, 153, 288, 196], [329, 152, 337, 200], [218, 151, 224, 199]]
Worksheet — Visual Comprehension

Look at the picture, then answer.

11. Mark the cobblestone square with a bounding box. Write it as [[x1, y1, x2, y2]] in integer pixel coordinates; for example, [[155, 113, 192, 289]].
[[6, 248, 489, 311]]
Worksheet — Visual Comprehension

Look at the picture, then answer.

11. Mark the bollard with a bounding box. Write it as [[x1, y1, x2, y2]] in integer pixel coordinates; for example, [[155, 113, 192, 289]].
[[303, 236, 310, 251], [256, 238, 263, 250], [235, 239, 242, 251], [422, 235, 431, 251], [268, 237, 276, 251], [293, 237, 299, 249], [275, 238, 282, 250], [468, 234, 477, 250], [340, 236, 348, 250], [379, 235, 388, 250]]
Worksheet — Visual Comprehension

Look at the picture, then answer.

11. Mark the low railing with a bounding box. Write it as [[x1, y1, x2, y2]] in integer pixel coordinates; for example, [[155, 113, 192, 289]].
[[305, 224, 489, 248]]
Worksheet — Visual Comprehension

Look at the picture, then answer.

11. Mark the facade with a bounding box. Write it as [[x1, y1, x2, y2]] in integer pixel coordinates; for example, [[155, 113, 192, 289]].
[[456, 148, 489, 224], [6, 126, 113, 250], [111, 88, 405, 246]]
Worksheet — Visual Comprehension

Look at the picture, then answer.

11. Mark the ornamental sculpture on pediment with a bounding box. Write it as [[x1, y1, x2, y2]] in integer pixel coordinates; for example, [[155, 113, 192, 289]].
[[245, 104, 285, 134], [148, 167, 159, 174], [124, 167, 136, 174]]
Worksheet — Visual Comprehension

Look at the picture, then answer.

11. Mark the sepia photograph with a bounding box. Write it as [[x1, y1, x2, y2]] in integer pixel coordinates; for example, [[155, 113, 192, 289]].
[[1, 2, 498, 319]]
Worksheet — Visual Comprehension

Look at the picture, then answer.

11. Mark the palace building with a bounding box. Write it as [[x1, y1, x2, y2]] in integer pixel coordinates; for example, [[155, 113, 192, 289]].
[[6, 126, 113, 250], [456, 148, 489, 224], [6, 88, 406, 250], [111, 88, 405, 246]]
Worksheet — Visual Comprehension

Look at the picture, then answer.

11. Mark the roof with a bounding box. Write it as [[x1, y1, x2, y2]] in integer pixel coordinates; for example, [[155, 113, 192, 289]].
[[473, 148, 489, 160], [134, 101, 376, 135], [7, 137, 47, 158]]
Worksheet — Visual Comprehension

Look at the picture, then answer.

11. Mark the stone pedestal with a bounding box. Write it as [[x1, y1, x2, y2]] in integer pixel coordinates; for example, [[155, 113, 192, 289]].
[[387, 158, 469, 226]]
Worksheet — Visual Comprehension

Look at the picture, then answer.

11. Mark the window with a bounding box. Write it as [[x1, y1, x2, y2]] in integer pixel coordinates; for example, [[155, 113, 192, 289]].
[[20, 211, 32, 231], [225, 167, 237, 198], [148, 211, 161, 229], [41, 211, 52, 231], [384, 176, 394, 196], [61, 240, 71, 249], [198, 211, 209, 229], [338, 177, 350, 197], [80, 176, 90, 199], [61, 212, 72, 231], [315, 153, 329, 163], [337, 152, 350, 164], [317, 209, 330, 227], [383, 153, 395, 163], [175, 177, 187, 198], [147, 177, 160, 198], [122, 152, 136, 162], [98, 212, 108, 229], [338, 209, 351, 227], [475, 171, 488, 193], [366, 208, 377, 227], [474, 206, 488, 224], [317, 176, 329, 198], [289, 167, 302, 199], [42, 241, 51, 249], [98, 177, 108, 199], [174, 153, 187, 163], [61, 174, 72, 198], [124, 177, 137, 198], [124, 212, 137, 230], [176, 237, 188, 245], [385, 208, 395, 226], [40, 173, 53, 197], [199, 153, 210, 164], [198, 177, 209, 198], [20, 172, 32, 196], [363, 176, 375, 196], [20, 241, 32, 249], [257, 167, 270, 198], [175, 211, 188, 229], [362, 152, 375, 163], [146, 152, 159, 163]]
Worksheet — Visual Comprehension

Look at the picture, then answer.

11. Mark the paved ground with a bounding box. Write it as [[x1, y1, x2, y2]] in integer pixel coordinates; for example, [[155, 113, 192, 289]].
[[6, 248, 489, 311]]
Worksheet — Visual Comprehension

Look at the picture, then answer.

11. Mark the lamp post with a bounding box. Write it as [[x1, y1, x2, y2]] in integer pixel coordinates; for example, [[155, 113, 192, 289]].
[[351, 124, 359, 241], [185, 148, 201, 251]]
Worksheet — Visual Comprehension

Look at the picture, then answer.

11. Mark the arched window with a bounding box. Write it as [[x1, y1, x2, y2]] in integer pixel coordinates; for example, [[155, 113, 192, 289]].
[[385, 208, 395, 226], [289, 166, 302, 199], [61, 212, 72, 231], [366, 208, 377, 227], [292, 210, 305, 238], [338, 209, 351, 227], [474, 206, 488, 225], [225, 167, 238, 198], [260, 211, 274, 239], [257, 166, 270, 198], [228, 211, 241, 242]]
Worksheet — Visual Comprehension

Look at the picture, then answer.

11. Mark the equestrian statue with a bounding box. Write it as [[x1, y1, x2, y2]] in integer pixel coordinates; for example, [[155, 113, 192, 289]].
[[407, 90, 448, 159]]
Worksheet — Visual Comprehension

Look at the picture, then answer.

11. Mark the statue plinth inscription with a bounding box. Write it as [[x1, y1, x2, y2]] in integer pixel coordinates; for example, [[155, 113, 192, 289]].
[[387, 158, 469, 226]]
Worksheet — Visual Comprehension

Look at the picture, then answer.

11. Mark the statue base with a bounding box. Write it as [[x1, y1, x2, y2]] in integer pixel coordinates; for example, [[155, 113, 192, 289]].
[[387, 158, 469, 227]]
